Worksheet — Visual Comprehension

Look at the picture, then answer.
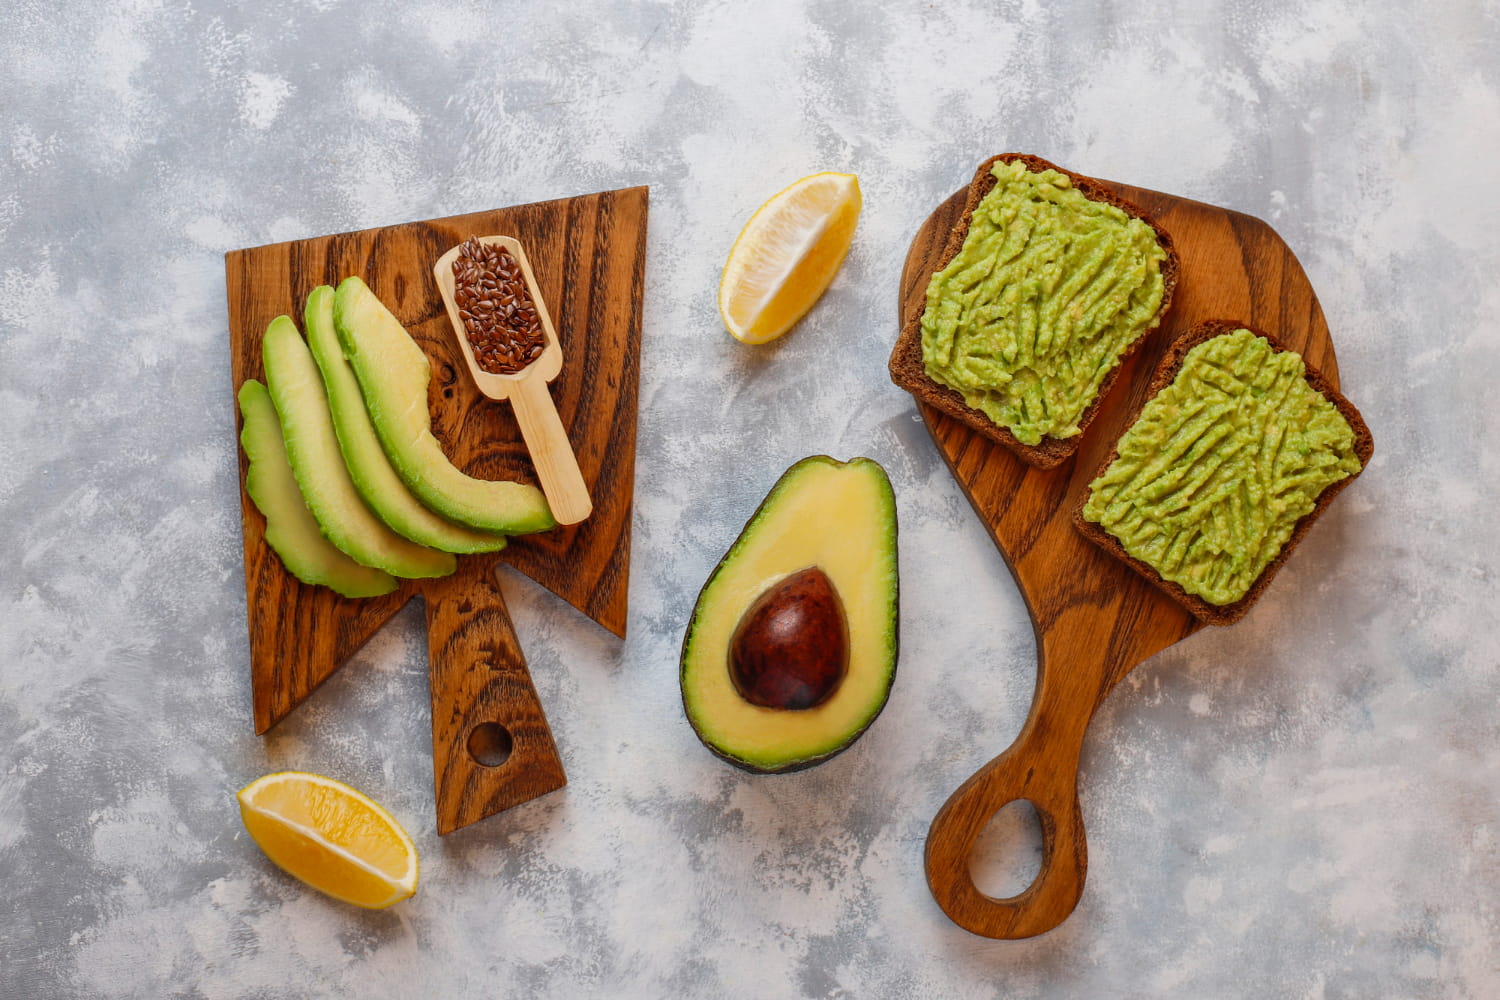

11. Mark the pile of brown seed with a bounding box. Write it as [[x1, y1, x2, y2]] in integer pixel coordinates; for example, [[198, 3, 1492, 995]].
[[451, 237, 546, 374]]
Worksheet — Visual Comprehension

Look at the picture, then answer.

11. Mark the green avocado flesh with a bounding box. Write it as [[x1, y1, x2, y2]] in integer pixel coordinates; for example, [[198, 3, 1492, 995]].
[[1081, 329, 1363, 606], [921, 159, 1169, 445], [263, 314, 456, 580], [332, 276, 554, 536], [680, 456, 898, 773], [303, 286, 508, 554], [238, 380, 397, 598]]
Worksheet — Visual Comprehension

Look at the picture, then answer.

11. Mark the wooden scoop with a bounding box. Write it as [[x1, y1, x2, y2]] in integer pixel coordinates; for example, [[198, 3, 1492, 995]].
[[435, 236, 593, 526], [896, 179, 1347, 938]]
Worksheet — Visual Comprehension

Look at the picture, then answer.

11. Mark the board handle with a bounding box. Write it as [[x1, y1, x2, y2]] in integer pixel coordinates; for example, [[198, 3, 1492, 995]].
[[512, 374, 592, 526], [924, 680, 1090, 938], [423, 566, 567, 834]]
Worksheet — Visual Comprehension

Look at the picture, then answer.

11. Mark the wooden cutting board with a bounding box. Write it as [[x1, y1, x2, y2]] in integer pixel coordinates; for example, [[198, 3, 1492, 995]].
[[226, 186, 647, 834], [897, 178, 1345, 937]]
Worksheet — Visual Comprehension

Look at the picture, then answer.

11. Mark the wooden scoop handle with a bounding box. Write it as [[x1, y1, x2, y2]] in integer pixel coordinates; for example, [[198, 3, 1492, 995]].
[[423, 563, 566, 834], [512, 375, 592, 526]]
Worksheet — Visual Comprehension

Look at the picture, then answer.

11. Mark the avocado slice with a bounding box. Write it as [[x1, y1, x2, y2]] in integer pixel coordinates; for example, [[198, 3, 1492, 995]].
[[303, 286, 509, 554], [263, 314, 456, 579], [332, 276, 555, 536], [680, 456, 899, 772], [237, 380, 397, 598]]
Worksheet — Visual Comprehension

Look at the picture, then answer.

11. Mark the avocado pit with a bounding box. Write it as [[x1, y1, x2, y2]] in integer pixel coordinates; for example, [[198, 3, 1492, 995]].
[[729, 567, 849, 710]]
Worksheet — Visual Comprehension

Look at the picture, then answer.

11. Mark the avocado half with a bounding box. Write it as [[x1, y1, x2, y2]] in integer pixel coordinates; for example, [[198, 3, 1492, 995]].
[[679, 456, 899, 773]]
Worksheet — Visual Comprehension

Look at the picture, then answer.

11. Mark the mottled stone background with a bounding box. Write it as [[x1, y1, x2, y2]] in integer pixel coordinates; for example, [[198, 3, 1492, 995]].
[[2, 0, 1497, 996]]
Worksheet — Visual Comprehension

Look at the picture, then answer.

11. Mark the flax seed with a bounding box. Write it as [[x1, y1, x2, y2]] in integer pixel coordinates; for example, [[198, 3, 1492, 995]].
[[451, 237, 548, 375]]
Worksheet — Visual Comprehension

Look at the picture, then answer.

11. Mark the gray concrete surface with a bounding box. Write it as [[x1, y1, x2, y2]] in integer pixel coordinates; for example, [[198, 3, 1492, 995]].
[[2, 1, 1497, 996]]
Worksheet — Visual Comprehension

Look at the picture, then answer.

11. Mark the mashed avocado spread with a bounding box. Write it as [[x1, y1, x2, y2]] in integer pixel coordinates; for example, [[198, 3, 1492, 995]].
[[1081, 329, 1363, 606], [921, 159, 1169, 445]]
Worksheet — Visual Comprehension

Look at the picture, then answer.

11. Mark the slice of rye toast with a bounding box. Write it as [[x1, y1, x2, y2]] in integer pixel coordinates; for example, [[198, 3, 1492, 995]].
[[1073, 319, 1375, 626], [889, 152, 1181, 469]]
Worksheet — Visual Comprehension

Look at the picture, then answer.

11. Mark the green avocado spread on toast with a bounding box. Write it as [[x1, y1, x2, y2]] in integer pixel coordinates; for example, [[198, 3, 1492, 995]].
[[920, 159, 1169, 445], [1081, 328, 1363, 606]]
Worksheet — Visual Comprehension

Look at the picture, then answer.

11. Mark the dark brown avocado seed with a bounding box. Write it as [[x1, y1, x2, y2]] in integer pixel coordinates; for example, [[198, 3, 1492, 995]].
[[729, 567, 849, 710]]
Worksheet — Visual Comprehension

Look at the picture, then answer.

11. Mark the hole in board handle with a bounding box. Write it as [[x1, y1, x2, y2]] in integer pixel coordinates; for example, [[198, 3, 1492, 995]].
[[467, 722, 514, 767], [968, 798, 1044, 900]]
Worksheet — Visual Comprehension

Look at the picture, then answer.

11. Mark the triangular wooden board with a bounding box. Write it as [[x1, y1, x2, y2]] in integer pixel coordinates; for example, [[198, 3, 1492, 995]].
[[227, 186, 647, 831]]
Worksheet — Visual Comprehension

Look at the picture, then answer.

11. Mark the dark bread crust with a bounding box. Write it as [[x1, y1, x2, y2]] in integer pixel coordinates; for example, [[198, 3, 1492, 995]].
[[1072, 319, 1375, 626], [888, 153, 1181, 469]]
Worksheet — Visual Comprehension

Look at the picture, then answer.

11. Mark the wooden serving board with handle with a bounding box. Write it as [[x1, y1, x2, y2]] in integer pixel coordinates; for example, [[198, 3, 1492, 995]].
[[227, 185, 647, 834], [899, 179, 1344, 937]]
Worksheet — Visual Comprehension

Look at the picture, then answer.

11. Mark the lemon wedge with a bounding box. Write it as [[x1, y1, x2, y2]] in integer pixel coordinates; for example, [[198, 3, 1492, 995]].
[[718, 171, 861, 344], [237, 771, 419, 909]]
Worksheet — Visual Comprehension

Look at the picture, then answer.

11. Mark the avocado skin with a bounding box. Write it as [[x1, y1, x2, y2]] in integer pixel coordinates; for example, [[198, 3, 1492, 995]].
[[679, 455, 899, 774], [699, 719, 884, 775], [708, 741, 844, 776]]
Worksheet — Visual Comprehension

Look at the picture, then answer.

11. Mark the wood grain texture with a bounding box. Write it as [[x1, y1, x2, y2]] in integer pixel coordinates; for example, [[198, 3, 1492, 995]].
[[424, 562, 566, 834], [227, 186, 647, 833], [432, 235, 594, 526], [895, 178, 1344, 938]]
